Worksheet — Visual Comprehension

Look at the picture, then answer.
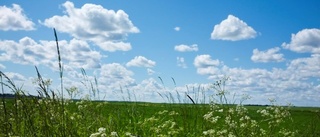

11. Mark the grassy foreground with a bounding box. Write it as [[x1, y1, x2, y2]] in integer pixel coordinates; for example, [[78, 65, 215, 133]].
[[0, 95, 319, 136]]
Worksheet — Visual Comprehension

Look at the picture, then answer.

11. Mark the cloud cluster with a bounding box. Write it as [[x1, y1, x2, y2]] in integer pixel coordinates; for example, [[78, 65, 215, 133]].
[[0, 4, 35, 31], [211, 15, 257, 41], [174, 44, 198, 52], [126, 56, 156, 68], [0, 37, 102, 71], [251, 47, 285, 63], [198, 28, 320, 105], [193, 53, 320, 105], [42, 1, 139, 52]]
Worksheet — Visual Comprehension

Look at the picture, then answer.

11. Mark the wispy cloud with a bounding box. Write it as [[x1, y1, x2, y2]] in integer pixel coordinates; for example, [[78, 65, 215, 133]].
[[147, 68, 155, 75], [42, 1, 139, 52], [174, 26, 180, 31], [251, 47, 285, 63], [211, 15, 257, 41], [0, 4, 35, 31]]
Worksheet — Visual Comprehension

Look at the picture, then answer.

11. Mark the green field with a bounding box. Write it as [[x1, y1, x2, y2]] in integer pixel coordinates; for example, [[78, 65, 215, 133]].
[[1, 95, 319, 137]]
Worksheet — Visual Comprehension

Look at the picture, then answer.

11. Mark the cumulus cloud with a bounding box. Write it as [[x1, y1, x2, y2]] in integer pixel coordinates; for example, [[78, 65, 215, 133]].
[[0, 37, 102, 71], [211, 15, 257, 41], [251, 47, 285, 63], [0, 4, 35, 31], [177, 57, 187, 68], [42, 1, 139, 52], [282, 28, 320, 54], [174, 44, 198, 52], [126, 56, 156, 68]]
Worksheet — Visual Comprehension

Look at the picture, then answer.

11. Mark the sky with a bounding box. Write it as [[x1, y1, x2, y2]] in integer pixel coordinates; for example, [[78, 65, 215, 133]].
[[0, 0, 319, 106]]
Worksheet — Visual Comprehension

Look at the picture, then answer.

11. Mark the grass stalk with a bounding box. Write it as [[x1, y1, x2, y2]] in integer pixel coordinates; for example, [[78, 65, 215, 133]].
[[53, 28, 66, 136], [0, 72, 9, 136]]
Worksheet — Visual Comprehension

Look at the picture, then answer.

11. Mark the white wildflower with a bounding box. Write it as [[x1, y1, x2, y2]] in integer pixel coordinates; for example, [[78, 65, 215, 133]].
[[111, 131, 118, 137], [158, 110, 168, 115], [90, 132, 101, 137], [203, 112, 213, 120], [98, 127, 106, 133]]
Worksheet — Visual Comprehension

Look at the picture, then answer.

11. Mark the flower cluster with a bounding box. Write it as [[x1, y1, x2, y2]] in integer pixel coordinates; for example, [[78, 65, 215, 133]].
[[90, 127, 106, 137], [139, 110, 183, 136], [203, 102, 297, 137]]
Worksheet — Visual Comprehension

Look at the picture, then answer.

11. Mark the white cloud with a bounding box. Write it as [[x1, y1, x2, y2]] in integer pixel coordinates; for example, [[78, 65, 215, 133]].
[[177, 57, 187, 68], [211, 15, 257, 41], [126, 56, 156, 68], [282, 28, 320, 54], [251, 47, 285, 63], [98, 63, 136, 89], [286, 54, 320, 78], [97, 41, 131, 52], [194, 54, 220, 68], [0, 37, 102, 71], [194, 55, 222, 78], [0, 4, 35, 31], [42, 1, 139, 52], [174, 44, 198, 52], [174, 27, 180, 31]]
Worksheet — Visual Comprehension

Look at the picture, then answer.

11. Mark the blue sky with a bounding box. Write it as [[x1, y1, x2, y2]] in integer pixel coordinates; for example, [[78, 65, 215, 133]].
[[0, 0, 319, 106]]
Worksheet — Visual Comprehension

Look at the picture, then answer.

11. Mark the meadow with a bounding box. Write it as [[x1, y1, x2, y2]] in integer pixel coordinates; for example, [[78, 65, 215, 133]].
[[1, 29, 319, 136], [1, 73, 319, 137]]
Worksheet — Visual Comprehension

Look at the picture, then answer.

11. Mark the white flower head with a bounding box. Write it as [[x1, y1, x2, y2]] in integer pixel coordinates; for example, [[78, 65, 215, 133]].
[[98, 127, 106, 133]]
